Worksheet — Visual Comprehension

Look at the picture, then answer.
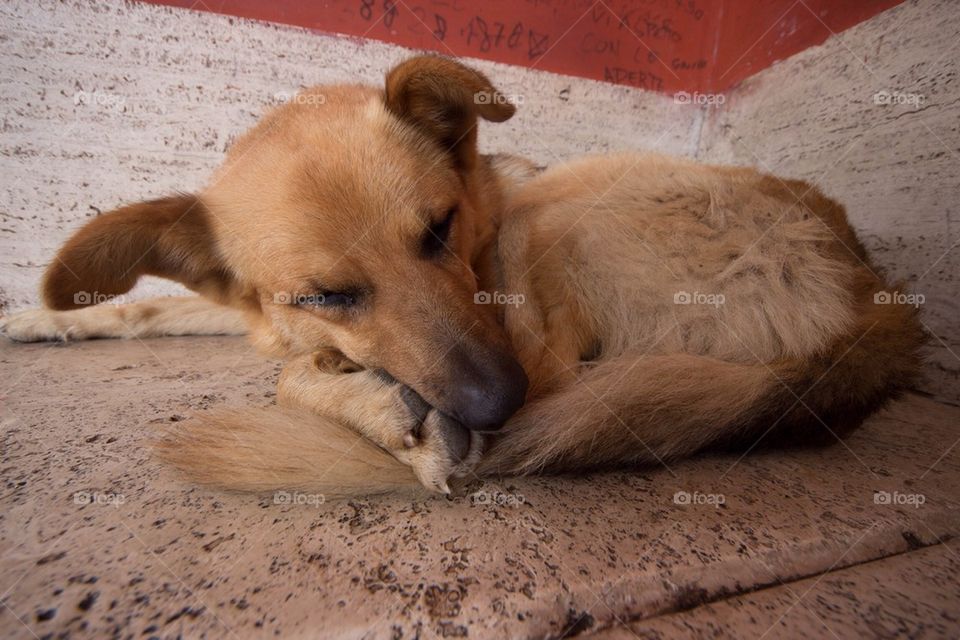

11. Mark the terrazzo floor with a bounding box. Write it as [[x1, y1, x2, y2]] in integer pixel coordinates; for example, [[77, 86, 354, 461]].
[[1, 336, 958, 638]]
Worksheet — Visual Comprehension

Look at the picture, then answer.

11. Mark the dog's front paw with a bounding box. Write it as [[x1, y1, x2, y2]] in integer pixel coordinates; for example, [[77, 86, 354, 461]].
[[278, 351, 485, 494], [0, 308, 74, 342], [393, 407, 485, 494], [364, 370, 485, 493]]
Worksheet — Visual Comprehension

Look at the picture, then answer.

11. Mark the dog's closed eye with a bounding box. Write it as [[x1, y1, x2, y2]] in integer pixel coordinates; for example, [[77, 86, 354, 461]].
[[296, 290, 358, 309], [421, 206, 457, 257], [315, 291, 356, 307]]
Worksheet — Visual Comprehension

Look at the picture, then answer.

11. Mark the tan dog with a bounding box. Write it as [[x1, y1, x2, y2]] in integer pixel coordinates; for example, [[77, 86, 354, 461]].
[[1, 56, 925, 496]]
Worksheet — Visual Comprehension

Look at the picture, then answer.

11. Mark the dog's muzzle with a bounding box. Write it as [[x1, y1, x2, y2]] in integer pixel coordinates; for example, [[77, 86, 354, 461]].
[[377, 343, 529, 432], [441, 347, 528, 431]]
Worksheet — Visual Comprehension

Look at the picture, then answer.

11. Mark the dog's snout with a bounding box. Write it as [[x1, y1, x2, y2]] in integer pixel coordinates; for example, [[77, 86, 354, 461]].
[[448, 351, 528, 431]]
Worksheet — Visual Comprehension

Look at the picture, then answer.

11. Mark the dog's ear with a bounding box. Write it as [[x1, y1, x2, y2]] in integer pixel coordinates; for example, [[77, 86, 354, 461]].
[[384, 55, 515, 171], [42, 194, 238, 309]]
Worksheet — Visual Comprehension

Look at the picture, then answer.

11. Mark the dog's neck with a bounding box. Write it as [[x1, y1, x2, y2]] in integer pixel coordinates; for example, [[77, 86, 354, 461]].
[[470, 154, 543, 293]]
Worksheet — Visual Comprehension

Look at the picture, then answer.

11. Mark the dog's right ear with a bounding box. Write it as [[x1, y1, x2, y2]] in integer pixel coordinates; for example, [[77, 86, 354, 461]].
[[384, 55, 515, 171], [42, 194, 237, 310]]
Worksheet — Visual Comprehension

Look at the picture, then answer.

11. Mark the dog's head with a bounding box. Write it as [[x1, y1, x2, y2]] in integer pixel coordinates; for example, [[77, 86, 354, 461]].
[[41, 56, 528, 430]]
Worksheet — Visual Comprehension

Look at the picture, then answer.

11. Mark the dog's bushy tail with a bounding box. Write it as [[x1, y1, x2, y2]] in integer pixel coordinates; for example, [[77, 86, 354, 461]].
[[155, 407, 419, 497]]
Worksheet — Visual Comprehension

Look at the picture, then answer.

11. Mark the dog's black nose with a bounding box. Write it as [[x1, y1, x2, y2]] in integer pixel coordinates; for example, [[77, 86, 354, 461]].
[[449, 354, 528, 431]]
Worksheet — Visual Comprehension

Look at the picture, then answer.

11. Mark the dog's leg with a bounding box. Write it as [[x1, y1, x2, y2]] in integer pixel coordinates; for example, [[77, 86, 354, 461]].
[[0, 296, 246, 342], [277, 350, 484, 493]]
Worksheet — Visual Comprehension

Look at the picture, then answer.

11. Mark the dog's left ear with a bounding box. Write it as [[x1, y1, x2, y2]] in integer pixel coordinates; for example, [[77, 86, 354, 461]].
[[384, 56, 516, 171]]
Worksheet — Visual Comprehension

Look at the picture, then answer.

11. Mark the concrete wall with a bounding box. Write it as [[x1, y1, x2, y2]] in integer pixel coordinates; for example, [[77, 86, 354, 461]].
[[698, 0, 959, 402], [1, 0, 956, 400]]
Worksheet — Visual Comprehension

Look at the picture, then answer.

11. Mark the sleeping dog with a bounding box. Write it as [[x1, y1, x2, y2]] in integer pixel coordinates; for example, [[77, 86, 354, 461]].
[[1, 56, 924, 495]]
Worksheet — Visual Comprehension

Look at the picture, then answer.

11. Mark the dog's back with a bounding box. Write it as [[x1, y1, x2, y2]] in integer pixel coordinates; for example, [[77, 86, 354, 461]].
[[484, 153, 924, 473]]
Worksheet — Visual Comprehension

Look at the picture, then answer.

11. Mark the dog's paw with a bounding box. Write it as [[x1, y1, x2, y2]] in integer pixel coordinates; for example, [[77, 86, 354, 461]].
[[0, 308, 74, 342], [367, 369, 485, 493], [278, 351, 485, 494], [393, 408, 485, 494]]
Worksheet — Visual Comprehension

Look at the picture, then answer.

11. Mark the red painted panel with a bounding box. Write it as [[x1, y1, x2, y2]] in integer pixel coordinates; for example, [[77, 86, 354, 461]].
[[137, 0, 904, 94], [713, 0, 905, 92]]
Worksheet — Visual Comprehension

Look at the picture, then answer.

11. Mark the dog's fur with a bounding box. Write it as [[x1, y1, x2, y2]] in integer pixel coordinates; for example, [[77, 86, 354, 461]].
[[1, 56, 925, 496]]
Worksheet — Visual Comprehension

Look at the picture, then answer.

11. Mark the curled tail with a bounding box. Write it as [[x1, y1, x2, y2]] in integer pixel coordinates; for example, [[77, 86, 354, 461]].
[[481, 279, 925, 475], [155, 407, 419, 497]]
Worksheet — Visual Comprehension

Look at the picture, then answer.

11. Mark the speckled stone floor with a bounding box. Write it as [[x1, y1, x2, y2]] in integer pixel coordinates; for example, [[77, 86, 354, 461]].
[[1, 336, 959, 639]]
